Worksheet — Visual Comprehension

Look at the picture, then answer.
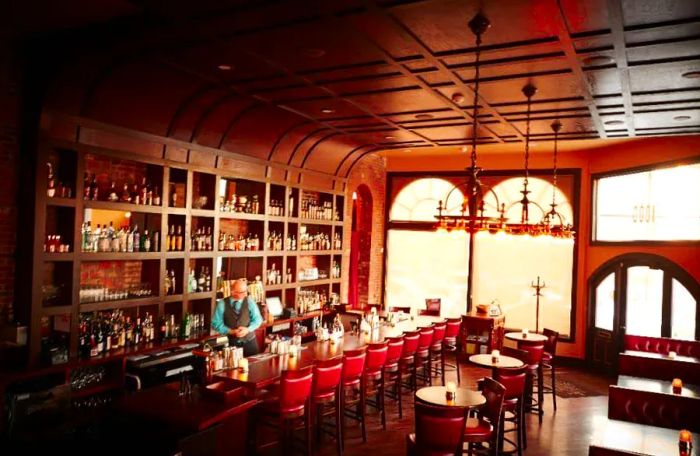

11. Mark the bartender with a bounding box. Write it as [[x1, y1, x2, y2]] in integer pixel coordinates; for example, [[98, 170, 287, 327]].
[[211, 279, 263, 356]]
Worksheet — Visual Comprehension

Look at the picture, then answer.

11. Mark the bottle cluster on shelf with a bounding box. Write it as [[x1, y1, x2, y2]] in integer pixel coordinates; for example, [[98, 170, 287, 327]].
[[45, 234, 71, 253], [266, 265, 293, 285], [190, 227, 213, 251], [78, 310, 156, 358], [70, 365, 106, 391], [299, 232, 332, 251], [187, 267, 212, 293], [266, 231, 289, 251], [84, 174, 161, 206], [81, 221, 160, 253], [166, 225, 185, 251], [300, 199, 336, 220], [296, 290, 326, 314], [331, 261, 341, 279], [267, 199, 286, 216], [46, 162, 73, 199], [79, 284, 153, 303], [219, 194, 260, 213], [219, 232, 260, 251], [162, 312, 207, 340]]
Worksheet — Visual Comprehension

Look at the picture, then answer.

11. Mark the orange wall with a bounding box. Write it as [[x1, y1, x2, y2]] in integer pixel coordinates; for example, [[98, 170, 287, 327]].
[[386, 135, 700, 359]]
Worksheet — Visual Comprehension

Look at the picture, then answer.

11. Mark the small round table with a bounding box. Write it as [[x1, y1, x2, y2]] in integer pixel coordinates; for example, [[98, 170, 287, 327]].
[[469, 354, 525, 377], [415, 386, 485, 408], [505, 332, 548, 343]]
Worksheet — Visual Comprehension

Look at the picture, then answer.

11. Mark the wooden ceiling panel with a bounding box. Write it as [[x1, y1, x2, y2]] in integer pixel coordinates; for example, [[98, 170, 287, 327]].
[[440, 42, 565, 68], [324, 75, 419, 97], [628, 60, 700, 92], [586, 69, 623, 96], [625, 22, 700, 44], [476, 73, 583, 104], [633, 109, 700, 129], [190, 97, 255, 148], [410, 124, 474, 141], [627, 39, 700, 63], [167, 87, 233, 142], [345, 87, 450, 114], [632, 89, 700, 104], [450, 57, 572, 82], [621, 0, 700, 27]]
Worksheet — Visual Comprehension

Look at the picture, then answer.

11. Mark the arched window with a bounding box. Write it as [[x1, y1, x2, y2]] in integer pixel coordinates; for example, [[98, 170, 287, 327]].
[[484, 177, 573, 225], [390, 178, 465, 222]]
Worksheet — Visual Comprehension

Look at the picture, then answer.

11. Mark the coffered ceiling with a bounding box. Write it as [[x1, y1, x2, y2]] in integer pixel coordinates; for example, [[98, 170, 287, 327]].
[[20, 0, 700, 175]]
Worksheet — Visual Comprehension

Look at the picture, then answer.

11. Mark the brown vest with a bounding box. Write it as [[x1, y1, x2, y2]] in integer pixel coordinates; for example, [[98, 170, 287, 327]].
[[222, 297, 255, 342]]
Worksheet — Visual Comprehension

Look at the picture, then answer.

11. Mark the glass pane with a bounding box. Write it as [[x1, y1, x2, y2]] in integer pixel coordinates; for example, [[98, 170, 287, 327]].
[[626, 266, 663, 337], [671, 279, 697, 340], [389, 178, 465, 222], [595, 273, 615, 331], [385, 230, 468, 317], [595, 163, 700, 241], [484, 177, 574, 225], [473, 232, 574, 336]]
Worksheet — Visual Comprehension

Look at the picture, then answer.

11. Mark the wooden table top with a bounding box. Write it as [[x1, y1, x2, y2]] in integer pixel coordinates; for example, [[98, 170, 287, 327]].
[[505, 332, 548, 342], [590, 417, 699, 455], [415, 386, 485, 408], [469, 354, 524, 369], [617, 375, 700, 399], [116, 381, 259, 433]]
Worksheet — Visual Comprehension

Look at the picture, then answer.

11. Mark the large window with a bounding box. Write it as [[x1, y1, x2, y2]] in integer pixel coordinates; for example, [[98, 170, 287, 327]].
[[386, 175, 576, 337], [594, 162, 700, 241]]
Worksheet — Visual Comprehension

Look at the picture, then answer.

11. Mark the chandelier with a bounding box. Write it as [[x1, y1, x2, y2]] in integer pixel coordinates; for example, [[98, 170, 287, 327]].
[[541, 120, 575, 241], [435, 12, 504, 234]]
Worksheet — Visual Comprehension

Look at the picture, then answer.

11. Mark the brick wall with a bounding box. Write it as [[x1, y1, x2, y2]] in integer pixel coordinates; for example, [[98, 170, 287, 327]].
[[341, 154, 387, 307], [0, 43, 20, 324], [80, 261, 148, 293]]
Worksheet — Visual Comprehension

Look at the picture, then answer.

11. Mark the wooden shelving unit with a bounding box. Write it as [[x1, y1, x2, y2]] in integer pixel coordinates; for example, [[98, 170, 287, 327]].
[[29, 139, 347, 367]]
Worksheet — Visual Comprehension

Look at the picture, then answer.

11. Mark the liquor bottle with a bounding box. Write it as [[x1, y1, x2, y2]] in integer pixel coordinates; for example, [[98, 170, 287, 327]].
[[176, 226, 183, 251], [206, 227, 212, 251], [90, 175, 99, 201], [46, 162, 56, 197], [170, 183, 178, 207], [134, 318, 142, 345], [139, 177, 148, 205], [158, 315, 167, 342], [143, 229, 151, 252], [170, 269, 177, 294], [121, 183, 131, 203], [126, 226, 134, 253], [83, 172, 91, 200], [153, 186, 161, 206], [205, 267, 211, 292], [153, 230, 160, 252], [168, 225, 175, 251], [133, 225, 140, 252], [288, 196, 294, 217], [189, 270, 197, 293], [197, 268, 205, 293], [131, 184, 140, 205], [219, 232, 226, 251], [107, 181, 119, 202]]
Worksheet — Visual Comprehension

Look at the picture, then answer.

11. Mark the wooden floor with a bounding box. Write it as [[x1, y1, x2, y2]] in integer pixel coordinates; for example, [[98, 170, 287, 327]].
[[315, 364, 614, 456]]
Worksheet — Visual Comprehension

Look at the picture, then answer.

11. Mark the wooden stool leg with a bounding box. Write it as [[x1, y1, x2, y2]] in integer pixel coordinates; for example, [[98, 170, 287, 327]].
[[537, 366, 544, 423], [380, 373, 386, 430], [360, 378, 367, 443], [396, 374, 403, 418], [551, 363, 557, 411], [440, 351, 446, 386], [306, 402, 313, 456], [336, 391, 343, 456]]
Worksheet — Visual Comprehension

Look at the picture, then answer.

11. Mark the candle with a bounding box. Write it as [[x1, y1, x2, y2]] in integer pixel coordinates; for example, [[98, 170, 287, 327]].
[[239, 358, 249, 373], [492, 350, 500, 363], [669, 351, 677, 359], [672, 378, 683, 394], [679, 429, 692, 455], [522, 328, 529, 338], [289, 344, 298, 358], [445, 381, 456, 401]]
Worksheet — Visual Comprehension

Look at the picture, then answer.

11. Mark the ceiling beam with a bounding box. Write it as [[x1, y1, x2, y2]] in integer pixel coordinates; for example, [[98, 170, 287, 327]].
[[606, 0, 636, 137]]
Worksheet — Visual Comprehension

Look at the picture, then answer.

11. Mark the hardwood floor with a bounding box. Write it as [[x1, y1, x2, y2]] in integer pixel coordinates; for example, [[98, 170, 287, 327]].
[[315, 364, 615, 456]]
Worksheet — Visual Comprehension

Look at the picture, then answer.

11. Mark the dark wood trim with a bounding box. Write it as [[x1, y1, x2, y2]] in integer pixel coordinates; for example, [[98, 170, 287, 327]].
[[661, 271, 673, 337]]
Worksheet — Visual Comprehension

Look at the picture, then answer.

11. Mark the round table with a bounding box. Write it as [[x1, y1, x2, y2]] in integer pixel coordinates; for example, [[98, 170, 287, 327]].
[[415, 386, 485, 408], [505, 332, 548, 343], [469, 354, 525, 377]]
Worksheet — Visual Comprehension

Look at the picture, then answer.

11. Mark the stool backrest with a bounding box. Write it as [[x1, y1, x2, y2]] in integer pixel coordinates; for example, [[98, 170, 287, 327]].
[[342, 349, 367, 381], [480, 377, 506, 432], [445, 318, 461, 339], [365, 342, 389, 372], [312, 358, 343, 395], [494, 365, 527, 399], [402, 330, 420, 356], [413, 401, 467, 455], [417, 327, 434, 350], [543, 328, 559, 355], [280, 366, 314, 412], [431, 322, 446, 345], [518, 341, 545, 367], [501, 346, 528, 364], [386, 336, 404, 364]]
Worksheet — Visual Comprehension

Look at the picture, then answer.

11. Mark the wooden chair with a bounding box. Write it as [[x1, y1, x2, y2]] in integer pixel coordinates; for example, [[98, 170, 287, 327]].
[[406, 401, 467, 456], [463, 377, 506, 455], [541, 328, 560, 411]]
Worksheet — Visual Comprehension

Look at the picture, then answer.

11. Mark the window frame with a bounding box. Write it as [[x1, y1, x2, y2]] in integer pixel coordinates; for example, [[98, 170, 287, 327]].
[[590, 156, 700, 246], [384, 169, 581, 343]]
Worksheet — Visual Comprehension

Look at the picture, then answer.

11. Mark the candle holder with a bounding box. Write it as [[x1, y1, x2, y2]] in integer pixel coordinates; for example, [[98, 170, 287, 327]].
[[445, 381, 457, 401], [669, 351, 677, 359], [239, 358, 249, 373], [679, 429, 692, 455], [491, 350, 500, 364], [672, 378, 683, 394]]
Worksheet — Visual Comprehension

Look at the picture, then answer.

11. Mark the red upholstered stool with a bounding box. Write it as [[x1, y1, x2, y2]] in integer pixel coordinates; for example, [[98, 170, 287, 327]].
[[464, 377, 506, 456], [341, 348, 367, 446], [363, 341, 389, 431], [443, 317, 462, 385], [541, 328, 560, 411], [415, 327, 435, 387], [517, 340, 545, 424], [400, 330, 420, 394], [430, 322, 447, 386], [254, 365, 314, 455], [383, 335, 406, 418], [406, 401, 467, 456], [494, 366, 527, 456], [312, 358, 344, 456]]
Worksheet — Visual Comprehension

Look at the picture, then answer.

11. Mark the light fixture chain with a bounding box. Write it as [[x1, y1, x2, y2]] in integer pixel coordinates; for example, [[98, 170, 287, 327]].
[[524, 91, 532, 187], [552, 126, 558, 206], [470, 33, 482, 169]]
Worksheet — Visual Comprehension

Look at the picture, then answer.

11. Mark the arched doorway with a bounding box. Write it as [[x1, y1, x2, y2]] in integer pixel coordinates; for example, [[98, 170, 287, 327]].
[[587, 253, 700, 371], [349, 185, 372, 309]]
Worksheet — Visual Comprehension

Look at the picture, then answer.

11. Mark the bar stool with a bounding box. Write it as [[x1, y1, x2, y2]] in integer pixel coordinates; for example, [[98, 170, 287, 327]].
[[400, 330, 420, 394], [406, 401, 467, 456], [312, 358, 344, 456], [383, 335, 405, 418], [463, 377, 506, 456], [415, 326, 434, 387], [500, 347, 530, 450], [429, 322, 447, 386], [443, 317, 462, 385], [363, 341, 389, 431], [541, 328, 560, 411], [517, 340, 545, 424], [341, 349, 367, 446], [254, 365, 314, 455], [493, 366, 527, 456]]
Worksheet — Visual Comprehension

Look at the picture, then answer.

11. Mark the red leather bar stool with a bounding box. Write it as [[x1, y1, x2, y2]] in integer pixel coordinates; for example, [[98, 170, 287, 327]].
[[406, 401, 467, 456], [415, 326, 434, 387], [312, 358, 344, 456], [517, 340, 546, 424], [443, 317, 462, 385], [429, 321, 447, 386], [363, 341, 389, 431], [254, 365, 314, 455], [341, 348, 367, 446], [494, 366, 527, 456], [463, 377, 506, 456], [400, 330, 420, 394], [499, 347, 530, 450], [541, 328, 560, 411], [383, 335, 405, 418]]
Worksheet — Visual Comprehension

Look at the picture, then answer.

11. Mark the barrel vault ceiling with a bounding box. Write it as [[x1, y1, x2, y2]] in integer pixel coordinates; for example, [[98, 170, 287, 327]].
[[15, 0, 700, 176]]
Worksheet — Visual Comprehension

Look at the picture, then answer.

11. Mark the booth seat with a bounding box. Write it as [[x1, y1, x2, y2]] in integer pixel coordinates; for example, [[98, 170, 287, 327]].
[[624, 335, 700, 358]]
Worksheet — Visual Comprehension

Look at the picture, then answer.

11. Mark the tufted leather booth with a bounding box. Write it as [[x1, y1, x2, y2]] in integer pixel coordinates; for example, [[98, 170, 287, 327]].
[[608, 385, 700, 433], [624, 335, 700, 358], [618, 353, 700, 384]]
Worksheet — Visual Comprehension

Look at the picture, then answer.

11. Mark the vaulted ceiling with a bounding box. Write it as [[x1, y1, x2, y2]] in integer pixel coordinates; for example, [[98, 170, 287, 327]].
[[19, 0, 700, 176]]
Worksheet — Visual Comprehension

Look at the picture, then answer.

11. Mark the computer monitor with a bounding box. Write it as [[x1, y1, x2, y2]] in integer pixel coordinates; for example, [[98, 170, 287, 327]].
[[266, 296, 284, 318]]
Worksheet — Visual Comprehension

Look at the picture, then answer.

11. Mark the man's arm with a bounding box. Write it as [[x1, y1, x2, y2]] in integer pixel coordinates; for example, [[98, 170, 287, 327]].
[[246, 298, 263, 332], [211, 299, 231, 336]]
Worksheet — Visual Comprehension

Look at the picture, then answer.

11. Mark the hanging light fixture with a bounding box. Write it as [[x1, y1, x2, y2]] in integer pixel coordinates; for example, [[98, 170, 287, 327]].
[[541, 120, 575, 241]]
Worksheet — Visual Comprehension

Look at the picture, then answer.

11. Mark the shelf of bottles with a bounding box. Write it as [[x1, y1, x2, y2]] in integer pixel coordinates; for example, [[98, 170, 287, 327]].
[[32, 144, 347, 365]]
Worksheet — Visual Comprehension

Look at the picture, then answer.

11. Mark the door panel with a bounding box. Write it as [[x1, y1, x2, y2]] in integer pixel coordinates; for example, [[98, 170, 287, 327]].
[[590, 272, 618, 371], [625, 266, 664, 337]]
